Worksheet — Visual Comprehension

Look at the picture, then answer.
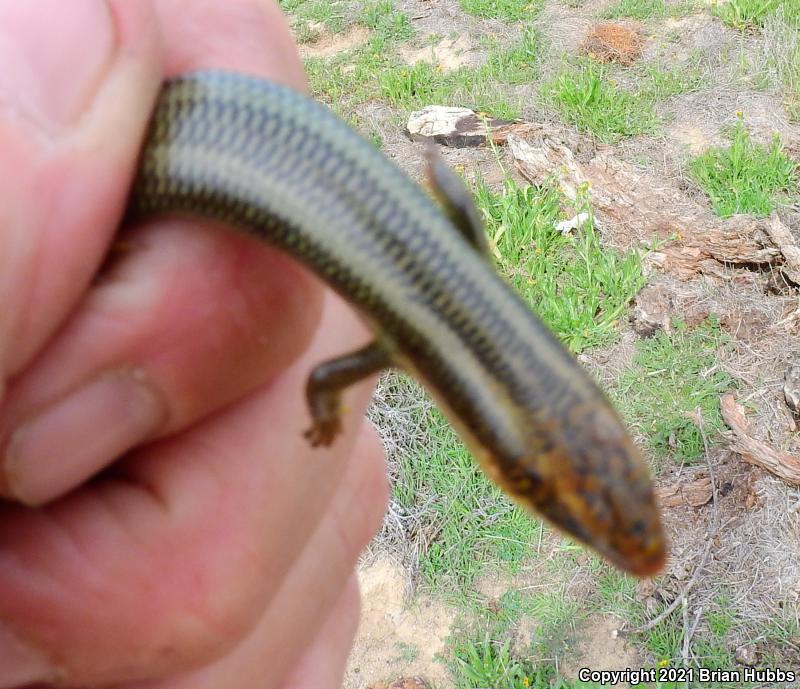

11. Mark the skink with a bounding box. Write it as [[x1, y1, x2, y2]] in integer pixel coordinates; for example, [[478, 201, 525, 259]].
[[127, 71, 666, 577]]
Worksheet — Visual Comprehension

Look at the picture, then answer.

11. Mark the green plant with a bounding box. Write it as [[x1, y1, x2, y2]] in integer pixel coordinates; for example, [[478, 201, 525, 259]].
[[459, 0, 544, 21], [450, 636, 528, 688], [645, 614, 682, 662], [378, 28, 542, 116], [713, 0, 781, 30], [301, 2, 546, 119], [762, 5, 800, 121], [781, 0, 800, 27], [280, 0, 348, 36], [602, 0, 700, 19], [483, 27, 542, 84], [360, 0, 414, 41], [446, 633, 598, 689], [688, 116, 797, 217], [476, 179, 646, 352], [639, 59, 704, 100], [542, 61, 660, 142], [614, 317, 736, 464], [593, 570, 639, 613], [602, 0, 667, 20], [394, 641, 420, 663]]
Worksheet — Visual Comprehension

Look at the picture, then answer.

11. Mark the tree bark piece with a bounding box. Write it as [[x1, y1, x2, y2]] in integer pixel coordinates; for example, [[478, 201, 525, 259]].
[[656, 475, 713, 507], [765, 215, 800, 285], [406, 106, 539, 148], [508, 132, 790, 279], [721, 393, 800, 486]]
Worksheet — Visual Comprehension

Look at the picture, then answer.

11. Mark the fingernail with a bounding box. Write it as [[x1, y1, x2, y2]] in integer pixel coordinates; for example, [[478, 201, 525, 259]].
[[0, 0, 115, 126], [3, 369, 166, 506], [0, 624, 59, 687]]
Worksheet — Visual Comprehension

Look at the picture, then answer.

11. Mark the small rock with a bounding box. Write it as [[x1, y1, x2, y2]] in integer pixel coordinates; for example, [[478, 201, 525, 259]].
[[784, 362, 800, 415], [405, 106, 535, 148], [735, 644, 758, 666], [631, 284, 673, 337], [555, 213, 592, 235]]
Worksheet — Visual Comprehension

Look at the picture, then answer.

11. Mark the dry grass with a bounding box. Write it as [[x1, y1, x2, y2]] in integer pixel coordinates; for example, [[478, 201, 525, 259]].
[[580, 21, 643, 65]]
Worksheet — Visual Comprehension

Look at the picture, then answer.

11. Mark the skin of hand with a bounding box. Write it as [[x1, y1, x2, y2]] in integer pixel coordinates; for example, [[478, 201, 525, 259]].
[[0, 1, 389, 687]]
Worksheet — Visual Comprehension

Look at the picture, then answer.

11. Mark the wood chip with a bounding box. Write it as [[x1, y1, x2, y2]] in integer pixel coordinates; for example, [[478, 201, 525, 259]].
[[720, 393, 800, 486], [656, 475, 713, 507], [765, 214, 800, 285]]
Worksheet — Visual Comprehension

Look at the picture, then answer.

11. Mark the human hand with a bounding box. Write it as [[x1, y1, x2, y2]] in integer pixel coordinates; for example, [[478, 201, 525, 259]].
[[0, 1, 387, 686]]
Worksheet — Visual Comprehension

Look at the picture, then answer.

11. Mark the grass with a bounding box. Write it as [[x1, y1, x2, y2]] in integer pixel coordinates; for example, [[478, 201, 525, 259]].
[[391, 387, 539, 589], [602, 0, 668, 19], [541, 60, 660, 142], [279, 0, 348, 39], [762, 616, 800, 665], [460, 0, 544, 20], [644, 613, 683, 663], [706, 592, 736, 637], [448, 635, 530, 688], [613, 316, 736, 465], [445, 603, 760, 689], [601, 0, 699, 19], [688, 116, 797, 218], [591, 568, 639, 615], [476, 179, 647, 352], [448, 642, 594, 689], [638, 57, 704, 99], [377, 27, 543, 117], [712, 0, 794, 31], [359, 0, 414, 41], [444, 591, 589, 689], [762, 6, 800, 121], [307, 24, 544, 120], [301, 1, 416, 113], [394, 641, 420, 663]]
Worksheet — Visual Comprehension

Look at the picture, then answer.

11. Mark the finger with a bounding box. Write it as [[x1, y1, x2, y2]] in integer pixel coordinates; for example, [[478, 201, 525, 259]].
[[133, 424, 385, 689], [0, 0, 320, 505], [132, 581, 362, 689], [0, 0, 162, 379], [0, 295, 382, 688], [278, 575, 362, 689], [0, 221, 321, 505], [155, 0, 307, 88]]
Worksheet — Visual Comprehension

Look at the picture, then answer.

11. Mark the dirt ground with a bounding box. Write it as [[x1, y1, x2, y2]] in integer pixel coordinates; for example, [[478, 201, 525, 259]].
[[298, 0, 800, 685]]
